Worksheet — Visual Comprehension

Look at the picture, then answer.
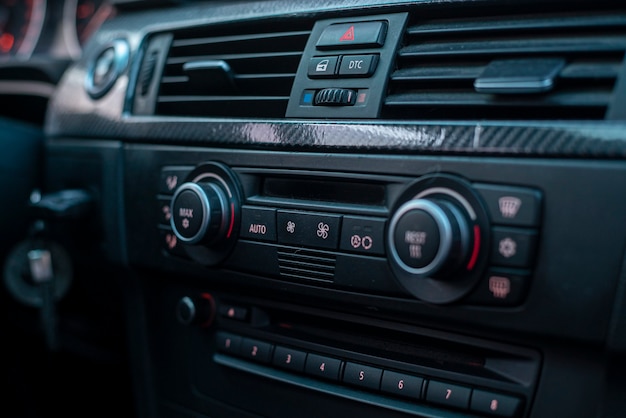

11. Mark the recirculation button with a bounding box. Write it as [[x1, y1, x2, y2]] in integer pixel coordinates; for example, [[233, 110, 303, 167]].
[[314, 88, 357, 106]]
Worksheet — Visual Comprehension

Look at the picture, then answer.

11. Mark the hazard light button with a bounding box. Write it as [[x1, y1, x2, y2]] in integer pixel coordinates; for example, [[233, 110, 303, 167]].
[[317, 21, 387, 50]]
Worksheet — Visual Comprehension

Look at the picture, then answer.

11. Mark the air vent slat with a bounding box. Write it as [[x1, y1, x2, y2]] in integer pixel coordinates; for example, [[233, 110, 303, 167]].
[[391, 66, 484, 82], [384, 10, 625, 121], [407, 14, 626, 36], [153, 19, 312, 118], [171, 30, 311, 48], [399, 36, 626, 58], [385, 90, 612, 107]]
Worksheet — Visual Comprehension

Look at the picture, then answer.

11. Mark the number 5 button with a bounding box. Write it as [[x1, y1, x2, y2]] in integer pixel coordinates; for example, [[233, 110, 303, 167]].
[[426, 380, 471, 410], [343, 362, 383, 390], [381, 371, 424, 400]]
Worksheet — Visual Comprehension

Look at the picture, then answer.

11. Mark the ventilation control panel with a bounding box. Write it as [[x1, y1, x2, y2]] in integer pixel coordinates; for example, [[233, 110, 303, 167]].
[[286, 13, 408, 118], [156, 162, 543, 307]]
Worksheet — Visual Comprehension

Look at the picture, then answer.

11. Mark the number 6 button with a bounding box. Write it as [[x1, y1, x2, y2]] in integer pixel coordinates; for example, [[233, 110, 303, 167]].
[[381, 371, 424, 400]]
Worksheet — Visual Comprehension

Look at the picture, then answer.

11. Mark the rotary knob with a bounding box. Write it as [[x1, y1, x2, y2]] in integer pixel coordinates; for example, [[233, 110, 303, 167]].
[[389, 199, 471, 279], [386, 175, 489, 304], [170, 182, 230, 245]]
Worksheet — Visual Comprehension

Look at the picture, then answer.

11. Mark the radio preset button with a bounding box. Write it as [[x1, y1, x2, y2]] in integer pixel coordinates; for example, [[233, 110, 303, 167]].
[[381, 371, 424, 400], [426, 380, 471, 410], [471, 390, 523, 417], [277, 211, 341, 250], [240, 206, 276, 242], [273, 346, 307, 373], [305, 354, 342, 381], [343, 362, 383, 390], [241, 338, 273, 364]]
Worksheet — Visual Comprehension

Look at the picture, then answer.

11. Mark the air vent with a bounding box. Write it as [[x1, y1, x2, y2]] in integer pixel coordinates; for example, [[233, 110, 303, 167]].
[[156, 20, 312, 118], [383, 11, 626, 120], [277, 247, 336, 283]]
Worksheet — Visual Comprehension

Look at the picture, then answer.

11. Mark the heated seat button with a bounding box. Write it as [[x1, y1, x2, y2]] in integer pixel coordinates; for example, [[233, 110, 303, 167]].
[[240, 206, 276, 242], [273, 346, 307, 373], [491, 228, 538, 268], [305, 354, 342, 381], [471, 390, 523, 417], [338, 54, 379, 77], [159, 229, 186, 257], [277, 211, 341, 250], [308, 56, 339, 78], [317, 21, 387, 49], [381, 371, 424, 400], [159, 167, 192, 194], [241, 338, 273, 364], [157, 199, 172, 225], [475, 184, 541, 227], [343, 362, 382, 390], [426, 380, 471, 410], [340, 216, 386, 255]]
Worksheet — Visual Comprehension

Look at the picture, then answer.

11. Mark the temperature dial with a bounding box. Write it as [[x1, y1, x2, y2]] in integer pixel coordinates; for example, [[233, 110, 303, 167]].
[[386, 175, 488, 304], [167, 162, 242, 266], [389, 199, 471, 279], [171, 182, 229, 245]]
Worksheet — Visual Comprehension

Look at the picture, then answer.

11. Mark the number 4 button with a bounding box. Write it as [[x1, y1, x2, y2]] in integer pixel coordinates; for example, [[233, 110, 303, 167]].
[[304, 354, 342, 381]]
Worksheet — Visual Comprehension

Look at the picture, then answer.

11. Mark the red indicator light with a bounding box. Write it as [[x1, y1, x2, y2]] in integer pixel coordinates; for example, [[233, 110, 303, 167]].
[[0, 34, 15, 53], [467, 225, 481, 271]]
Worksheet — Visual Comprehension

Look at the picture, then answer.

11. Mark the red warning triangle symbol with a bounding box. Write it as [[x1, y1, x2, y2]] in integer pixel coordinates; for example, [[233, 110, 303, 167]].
[[339, 25, 355, 42]]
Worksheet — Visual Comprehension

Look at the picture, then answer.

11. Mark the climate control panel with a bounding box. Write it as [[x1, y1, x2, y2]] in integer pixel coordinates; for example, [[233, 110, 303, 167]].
[[156, 162, 542, 306]]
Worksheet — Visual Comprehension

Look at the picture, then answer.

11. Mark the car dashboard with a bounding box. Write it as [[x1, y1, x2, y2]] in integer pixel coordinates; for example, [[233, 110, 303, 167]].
[[2, 0, 626, 417]]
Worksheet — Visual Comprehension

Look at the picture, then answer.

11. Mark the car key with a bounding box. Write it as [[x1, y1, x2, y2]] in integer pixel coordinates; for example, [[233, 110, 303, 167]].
[[27, 249, 58, 351]]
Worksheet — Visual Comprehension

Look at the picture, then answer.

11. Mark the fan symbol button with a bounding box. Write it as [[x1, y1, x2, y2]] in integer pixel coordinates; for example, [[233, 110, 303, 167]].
[[317, 222, 330, 239]]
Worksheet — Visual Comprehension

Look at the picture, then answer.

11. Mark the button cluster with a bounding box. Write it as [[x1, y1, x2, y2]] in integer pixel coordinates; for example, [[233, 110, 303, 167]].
[[216, 331, 523, 417], [308, 54, 379, 78], [240, 206, 386, 256], [303, 20, 386, 108], [468, 184, 542, 306], [157, 166, 193, 257]]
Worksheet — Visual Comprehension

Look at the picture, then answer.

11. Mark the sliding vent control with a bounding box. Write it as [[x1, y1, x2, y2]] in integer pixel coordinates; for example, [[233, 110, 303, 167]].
[[169, 162, 242, 266], [387, 175, 491, 304]]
